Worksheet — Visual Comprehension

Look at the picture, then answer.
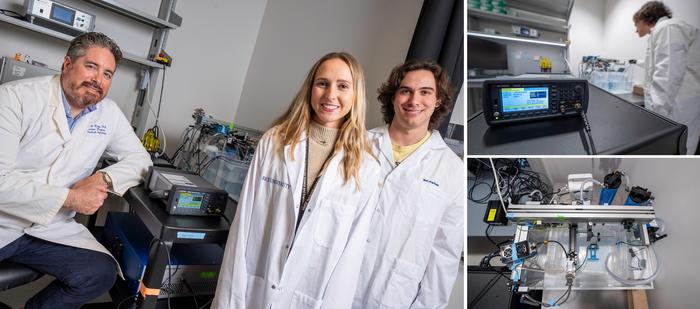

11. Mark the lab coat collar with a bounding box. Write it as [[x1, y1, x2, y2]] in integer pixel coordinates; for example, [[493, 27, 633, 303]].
[[651, 17, 670, 33], [283, 131, 345, 211], [49, 75, 70, 141], [656, 16, 670, 25], [283, 133, 307, 210], [308, 150, 344, 206], [369, 125, 395, 165], [370, 125, 448, 167]]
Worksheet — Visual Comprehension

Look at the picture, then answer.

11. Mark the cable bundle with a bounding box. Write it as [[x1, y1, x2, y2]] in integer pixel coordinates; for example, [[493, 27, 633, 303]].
[[468, 159, 552, 204]]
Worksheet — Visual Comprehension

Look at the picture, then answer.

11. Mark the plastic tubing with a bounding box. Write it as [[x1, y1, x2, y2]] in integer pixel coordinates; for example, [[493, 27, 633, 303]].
[[605, 245, 659, 285], [579, 178, 602, 203]]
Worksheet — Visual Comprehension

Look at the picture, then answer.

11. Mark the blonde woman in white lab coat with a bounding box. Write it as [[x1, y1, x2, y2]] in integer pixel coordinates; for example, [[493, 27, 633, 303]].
[[634, 1, 700, 154], [212, 52, 380, 309]]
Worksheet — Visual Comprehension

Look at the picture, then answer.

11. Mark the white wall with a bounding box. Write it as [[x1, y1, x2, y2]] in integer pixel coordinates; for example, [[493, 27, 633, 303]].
[[154, 0, 268, 154], [600, 0, 647, 63], [234, 0, 423, 132], [568, 0, 605, 77], [533, 158, 700, 308]]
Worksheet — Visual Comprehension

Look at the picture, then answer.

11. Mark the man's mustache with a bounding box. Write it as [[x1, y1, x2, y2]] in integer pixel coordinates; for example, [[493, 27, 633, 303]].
[[81, 81, 103, 95]]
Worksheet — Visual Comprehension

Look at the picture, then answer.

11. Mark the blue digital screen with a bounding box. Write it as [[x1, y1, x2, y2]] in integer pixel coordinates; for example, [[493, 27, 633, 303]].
[[50, 5, 75, 26], [177, 191, 204, 208], [500, 87, 549, 113]]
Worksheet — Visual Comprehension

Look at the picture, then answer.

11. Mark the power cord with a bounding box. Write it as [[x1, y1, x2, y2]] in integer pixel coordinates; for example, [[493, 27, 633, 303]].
[[576, 244, 592, 272], [116, 293, 138, 309], [468, 265, 509, 308], [471, 250, 513, 308], [141, 67, 168, 157], [521, 285, 572, 307], [147, 238, 174, 309], [468, 159, 497, 203], [198, 297, 214, 309], [482, 158, 553, 204], [219, 213, 231, 225], [485, 225, 514, 251], [0, 9, 26, 21], [542, 240, 568, 255], [579, 109, 597, 155], [485, 225, 498, 248], [148, 190, 169, 199]]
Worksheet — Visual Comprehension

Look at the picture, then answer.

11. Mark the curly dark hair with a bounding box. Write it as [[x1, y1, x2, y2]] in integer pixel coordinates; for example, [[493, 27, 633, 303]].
[[633, 1, 672, 24], [377, 60, 454, 130], [66, 32, 123, 65]]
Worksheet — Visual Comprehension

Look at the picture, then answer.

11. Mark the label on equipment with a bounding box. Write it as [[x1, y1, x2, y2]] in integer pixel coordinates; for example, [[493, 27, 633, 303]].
[[487, 209, 497, 222], [162, 173, 196, 186], [177, 232, 206, 239]]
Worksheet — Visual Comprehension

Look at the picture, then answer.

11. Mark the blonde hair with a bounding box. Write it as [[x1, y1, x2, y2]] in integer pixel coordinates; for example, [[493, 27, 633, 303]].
[[270, 52, 371, 186]]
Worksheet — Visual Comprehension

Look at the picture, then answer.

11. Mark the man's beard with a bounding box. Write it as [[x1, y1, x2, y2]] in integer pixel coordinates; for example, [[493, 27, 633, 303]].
[[71, 81, 104, 107]]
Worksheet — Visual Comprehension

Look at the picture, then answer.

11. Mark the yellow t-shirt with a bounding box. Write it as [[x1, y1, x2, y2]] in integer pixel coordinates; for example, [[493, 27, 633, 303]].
[[392, 132, 431, 165]]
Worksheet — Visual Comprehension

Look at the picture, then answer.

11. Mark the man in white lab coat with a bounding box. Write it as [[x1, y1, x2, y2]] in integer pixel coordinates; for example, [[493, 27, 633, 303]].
[[0, 32, 152, 308], [634, 1, 700, 154], [353, 60, 464, 308]]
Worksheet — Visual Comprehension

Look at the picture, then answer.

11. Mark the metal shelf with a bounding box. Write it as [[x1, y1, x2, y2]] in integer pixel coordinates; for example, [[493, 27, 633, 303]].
[[0, 14, 164, 69], [506, 0, 574, 21], [468, 31, 568, 47], [468, 8, 568, 33], [85, 0, 180, 29]]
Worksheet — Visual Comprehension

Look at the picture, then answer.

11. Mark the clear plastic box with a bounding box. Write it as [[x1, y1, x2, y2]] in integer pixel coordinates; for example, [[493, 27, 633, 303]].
[[590, 71, 633, 94], [201, 158, 250, 202]]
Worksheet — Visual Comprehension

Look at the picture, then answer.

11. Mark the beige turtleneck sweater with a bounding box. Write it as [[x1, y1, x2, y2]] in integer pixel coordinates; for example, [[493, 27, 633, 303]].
[[306, 121, 340, 194]]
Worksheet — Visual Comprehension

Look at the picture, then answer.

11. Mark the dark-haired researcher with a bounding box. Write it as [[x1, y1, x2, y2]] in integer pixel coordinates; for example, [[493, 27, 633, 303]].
[[353, 60, 464, 308], [0, 32, 152, 308], [633, 1, 700, 154]]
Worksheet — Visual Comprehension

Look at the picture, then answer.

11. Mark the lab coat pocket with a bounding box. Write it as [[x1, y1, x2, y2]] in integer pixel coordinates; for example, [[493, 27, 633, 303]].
[[290, 291, 322, 309], [397, 183, 445, 225], [312, 199, 354, 249], [245, 274, 266, 308], [379, 259, 423, 308]]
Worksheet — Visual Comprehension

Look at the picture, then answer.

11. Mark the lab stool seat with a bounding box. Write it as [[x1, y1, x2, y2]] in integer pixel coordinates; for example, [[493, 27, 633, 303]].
[[0, 262, 42, 309]]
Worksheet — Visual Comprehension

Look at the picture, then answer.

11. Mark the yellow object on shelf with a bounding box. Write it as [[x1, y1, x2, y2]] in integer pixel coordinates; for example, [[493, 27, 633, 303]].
[[141, 128, 160, 153], [540, 56, 552, 72]]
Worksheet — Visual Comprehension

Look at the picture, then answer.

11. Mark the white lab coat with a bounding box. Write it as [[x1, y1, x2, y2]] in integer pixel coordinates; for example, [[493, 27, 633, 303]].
[[212, 129, 381, 309], [353, 126, 464, 309], [644, 17, 700, 154], [0, 75, 152, 263]]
